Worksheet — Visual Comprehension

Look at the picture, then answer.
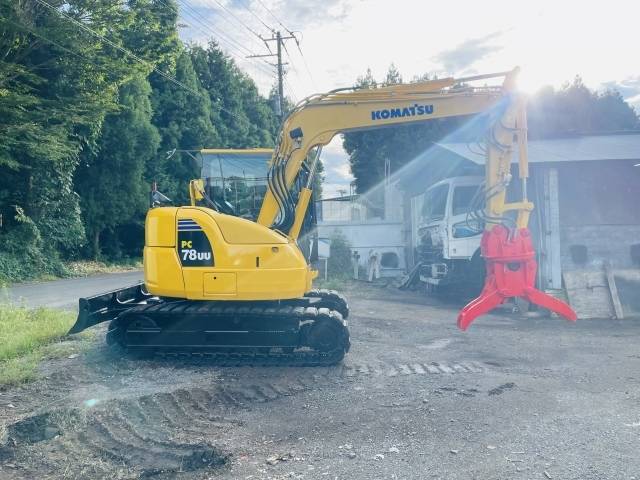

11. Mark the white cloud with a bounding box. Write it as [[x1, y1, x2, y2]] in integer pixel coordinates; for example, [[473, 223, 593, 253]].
[[260, 0, 353, 28], [319, 137, 353, 198], [434, 31, 504, 75], [601, 77, 640, 110], [179, 0, 640, 97]]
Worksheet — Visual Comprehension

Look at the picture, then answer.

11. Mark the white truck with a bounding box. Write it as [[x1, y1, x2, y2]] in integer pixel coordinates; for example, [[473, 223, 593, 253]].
[[412, 176, 485, 291]]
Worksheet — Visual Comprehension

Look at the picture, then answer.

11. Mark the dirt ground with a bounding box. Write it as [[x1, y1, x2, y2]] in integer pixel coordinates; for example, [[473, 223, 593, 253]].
[[1, 282, 640, 480]]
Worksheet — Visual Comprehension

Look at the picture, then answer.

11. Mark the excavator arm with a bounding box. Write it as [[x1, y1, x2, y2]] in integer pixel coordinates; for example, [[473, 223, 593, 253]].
[[258, 68, 577, 329], [258, 69, 526, 236]]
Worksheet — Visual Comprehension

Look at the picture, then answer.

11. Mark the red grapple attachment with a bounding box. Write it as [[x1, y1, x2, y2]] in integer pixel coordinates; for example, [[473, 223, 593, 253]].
[[458, 225, 577, 330]]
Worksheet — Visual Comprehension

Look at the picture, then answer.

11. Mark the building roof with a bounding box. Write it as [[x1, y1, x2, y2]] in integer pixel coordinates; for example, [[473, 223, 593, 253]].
[[438, 133, 640, 165]]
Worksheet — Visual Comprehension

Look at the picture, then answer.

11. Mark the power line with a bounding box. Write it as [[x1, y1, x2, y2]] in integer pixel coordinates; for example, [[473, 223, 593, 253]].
[[173, 2, 280, 85], [280, 41, 304, 93], [34, 0, 199, 95], [187, 0, 275, 59], [176, 0, 253, 55], [181, 19, 273, 76], [242, 1, 318, 93], [291, 32, 317, 91], [253, 0, 293, 34], [33, 0, 249, 123], [159, 0, 284, 103], [236, 0, 274, 34], [1, 17, 87, 63], [133, 0, 275, 83], [176, 0, 301, 97], [168, 0, 267, 69], [204, 0, 267, 44], [284, 78, 298, 103]]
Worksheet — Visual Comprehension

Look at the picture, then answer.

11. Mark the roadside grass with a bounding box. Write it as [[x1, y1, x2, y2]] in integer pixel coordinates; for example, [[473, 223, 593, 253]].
[[0, 258, 142, 285], [64, 258, 142, 277], [0, 304, 94, 387]]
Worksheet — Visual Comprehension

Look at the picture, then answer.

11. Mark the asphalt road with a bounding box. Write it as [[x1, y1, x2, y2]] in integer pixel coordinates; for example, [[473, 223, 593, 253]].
[[2, 271, 143, 309]]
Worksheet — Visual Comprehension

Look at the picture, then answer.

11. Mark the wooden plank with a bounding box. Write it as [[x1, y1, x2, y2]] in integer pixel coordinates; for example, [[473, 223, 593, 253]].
[[563, 269, 614, 319], [542, 167, 562, 290], [613, 269, 640, 318], [604, 261, 624, 319]]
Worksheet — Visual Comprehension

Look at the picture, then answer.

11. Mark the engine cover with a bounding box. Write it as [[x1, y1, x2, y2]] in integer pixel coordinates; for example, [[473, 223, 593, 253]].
[[144, 207, 315, 301]]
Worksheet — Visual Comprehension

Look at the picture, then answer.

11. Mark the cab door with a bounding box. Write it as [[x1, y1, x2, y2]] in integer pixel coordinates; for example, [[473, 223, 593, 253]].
[[447, 180, 484, 260]]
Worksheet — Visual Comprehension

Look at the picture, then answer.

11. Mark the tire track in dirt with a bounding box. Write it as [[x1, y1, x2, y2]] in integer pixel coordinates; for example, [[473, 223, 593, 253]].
[[216, 359, 488, 381], [339, 360, 487, 377], [0, 359, 488, 478], [0, 377, 313, 479]]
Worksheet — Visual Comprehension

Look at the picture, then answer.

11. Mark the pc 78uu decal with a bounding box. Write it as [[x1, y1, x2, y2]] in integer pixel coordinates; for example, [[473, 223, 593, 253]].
[[177, 219, 214, 267]]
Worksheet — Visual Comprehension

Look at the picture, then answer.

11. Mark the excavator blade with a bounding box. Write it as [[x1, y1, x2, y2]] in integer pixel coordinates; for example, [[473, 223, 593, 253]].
[[458, 225, 578, 330], [68, 282, 153, 334]]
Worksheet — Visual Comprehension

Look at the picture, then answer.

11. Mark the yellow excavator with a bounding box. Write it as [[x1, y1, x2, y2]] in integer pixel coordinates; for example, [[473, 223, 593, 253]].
[[69, 68, 576, 364]]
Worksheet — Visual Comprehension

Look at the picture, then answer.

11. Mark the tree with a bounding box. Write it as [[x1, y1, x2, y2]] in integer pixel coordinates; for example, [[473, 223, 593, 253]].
[[0, 0, 173, 269], [0, 0, 321, 280], [383, 63, 402, 85], [75, 75, 160, 258], [189, 42, 279, 148], [150, 49, 219, 205], [343, 66, 461, 202], [528, 77, 639, 138]]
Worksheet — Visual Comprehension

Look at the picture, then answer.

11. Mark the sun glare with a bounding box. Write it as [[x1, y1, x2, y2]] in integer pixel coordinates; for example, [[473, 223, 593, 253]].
[[517, 68, 549, 95]]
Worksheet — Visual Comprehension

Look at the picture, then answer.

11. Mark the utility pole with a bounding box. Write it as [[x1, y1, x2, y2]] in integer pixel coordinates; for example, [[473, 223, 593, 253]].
[[247, 30, 297, 119], [275, 31, 284, 116]]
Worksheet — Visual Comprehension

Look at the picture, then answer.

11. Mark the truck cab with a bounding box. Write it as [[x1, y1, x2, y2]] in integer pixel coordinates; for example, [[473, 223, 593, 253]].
[[415, 176, 484, 288]]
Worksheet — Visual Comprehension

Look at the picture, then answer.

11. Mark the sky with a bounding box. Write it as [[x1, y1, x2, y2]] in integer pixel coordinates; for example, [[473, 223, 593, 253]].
[[179, 0, 640, 197]]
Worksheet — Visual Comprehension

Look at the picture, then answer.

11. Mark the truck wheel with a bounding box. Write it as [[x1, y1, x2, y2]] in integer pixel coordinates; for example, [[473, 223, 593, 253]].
[[467, 250, 486, 296]]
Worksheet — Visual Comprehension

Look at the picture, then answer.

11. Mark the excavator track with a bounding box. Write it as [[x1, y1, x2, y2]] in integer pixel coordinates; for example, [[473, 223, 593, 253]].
[[305, 289, 349, 319], [106, 299, 350, 366]]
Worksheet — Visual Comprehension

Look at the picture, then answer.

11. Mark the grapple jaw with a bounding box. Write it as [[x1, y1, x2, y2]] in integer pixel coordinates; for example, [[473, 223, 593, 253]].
[[458, 225, 577, 331]]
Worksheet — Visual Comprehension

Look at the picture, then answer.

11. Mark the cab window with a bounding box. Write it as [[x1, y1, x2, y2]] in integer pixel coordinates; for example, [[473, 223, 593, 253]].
[[452, 185, 481, 216], [422, 184, 449, 222]]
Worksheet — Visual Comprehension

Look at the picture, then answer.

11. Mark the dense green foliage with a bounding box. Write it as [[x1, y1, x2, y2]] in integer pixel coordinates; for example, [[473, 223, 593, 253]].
[[528, 77, 639, 139], [0, 0, 281, 280], [328, 232, 353, 280], [76, 75, 161, 258], [344, 66, 640, 195]]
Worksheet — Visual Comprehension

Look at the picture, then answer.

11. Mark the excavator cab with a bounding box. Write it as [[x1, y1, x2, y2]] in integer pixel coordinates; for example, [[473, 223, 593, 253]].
[[198, 149, 273, 221]]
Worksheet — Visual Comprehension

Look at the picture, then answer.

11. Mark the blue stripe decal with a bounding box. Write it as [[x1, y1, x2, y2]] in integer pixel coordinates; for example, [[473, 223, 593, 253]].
[[178, 228, 202, 231]]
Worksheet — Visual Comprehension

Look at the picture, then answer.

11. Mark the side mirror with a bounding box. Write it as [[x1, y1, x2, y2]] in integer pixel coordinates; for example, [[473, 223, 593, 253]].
[[189, 179, 205, 206], [150, 189, 171, 208]]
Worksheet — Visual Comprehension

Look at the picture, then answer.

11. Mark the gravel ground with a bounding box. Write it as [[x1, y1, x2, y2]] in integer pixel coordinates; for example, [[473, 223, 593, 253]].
[[1, 281, 639, 479]]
